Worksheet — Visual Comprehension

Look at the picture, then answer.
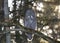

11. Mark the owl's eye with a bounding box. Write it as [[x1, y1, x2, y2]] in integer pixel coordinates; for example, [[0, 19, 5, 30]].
[[31, 16, 33, 18], [28, 16, 34, 19], [28, 16, 30, 18]]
